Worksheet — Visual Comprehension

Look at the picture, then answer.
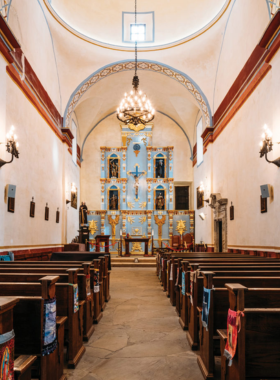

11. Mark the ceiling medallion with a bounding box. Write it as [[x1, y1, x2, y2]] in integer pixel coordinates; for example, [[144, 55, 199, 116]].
[[117, 0, 155, 127]]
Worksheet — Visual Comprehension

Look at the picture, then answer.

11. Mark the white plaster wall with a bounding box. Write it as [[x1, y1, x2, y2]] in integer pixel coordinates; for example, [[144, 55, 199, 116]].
[[81, 112, 193, 210], [8, 0, 61, 112], [213, 0, 269, 113], [194, 49, 280, 250], [0, 76, 79, 250], [193, 146, 213, 245], [0, 54, 7, 247]]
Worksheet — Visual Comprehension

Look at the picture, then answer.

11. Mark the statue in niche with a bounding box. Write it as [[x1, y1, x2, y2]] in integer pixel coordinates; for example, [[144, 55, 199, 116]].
[[79, 202, 88, 225], [109, 159, 119, 178], [156, 159, 165, 178], [156, 192, 165, 210], [109, 192, 118, 210], [133, 175, 139, 198]]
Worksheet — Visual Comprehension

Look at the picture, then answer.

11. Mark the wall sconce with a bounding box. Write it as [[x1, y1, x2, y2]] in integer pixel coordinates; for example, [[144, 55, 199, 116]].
[[259, 124, 280, 167], [0, 126, 20, 168]]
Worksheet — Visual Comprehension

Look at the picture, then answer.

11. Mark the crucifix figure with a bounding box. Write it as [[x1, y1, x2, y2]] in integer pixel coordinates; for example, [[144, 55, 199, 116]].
[[127, 164, 146, 200]]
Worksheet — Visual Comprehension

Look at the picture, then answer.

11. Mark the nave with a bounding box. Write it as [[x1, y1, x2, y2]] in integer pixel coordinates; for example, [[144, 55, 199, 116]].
[[65, 267, 203, 380]]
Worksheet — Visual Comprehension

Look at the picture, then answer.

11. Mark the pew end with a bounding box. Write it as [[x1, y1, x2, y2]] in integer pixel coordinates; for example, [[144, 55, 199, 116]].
[[14, 355, 37, 380], [201, 271, 216, 289], [38, 275, 60, 299], [225, 283, 248, 311]]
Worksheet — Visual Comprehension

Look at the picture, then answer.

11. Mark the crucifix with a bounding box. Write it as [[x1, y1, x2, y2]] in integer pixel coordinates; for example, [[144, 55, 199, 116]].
[[127, 164, 147, 200]]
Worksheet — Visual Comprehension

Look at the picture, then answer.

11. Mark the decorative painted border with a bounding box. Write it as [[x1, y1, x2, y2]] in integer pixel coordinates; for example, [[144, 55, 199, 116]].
[[122, 11, 155, 44], [43, 0, 231, 52], [64, 60, 212, 134]]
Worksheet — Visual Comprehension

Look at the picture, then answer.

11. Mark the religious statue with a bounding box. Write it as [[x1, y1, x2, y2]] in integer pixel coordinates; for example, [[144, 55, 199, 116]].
[[110, 159, 118, 178], [156, 159, 164, 178], [79, 202, 88, 225], [133, 175, 139, 197], [156, 192, 165, 210], [110, 194, 118, 210]]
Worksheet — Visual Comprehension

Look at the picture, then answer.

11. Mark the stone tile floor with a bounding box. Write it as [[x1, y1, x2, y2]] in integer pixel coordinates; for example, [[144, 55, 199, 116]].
[[64, 268, 204, 380]]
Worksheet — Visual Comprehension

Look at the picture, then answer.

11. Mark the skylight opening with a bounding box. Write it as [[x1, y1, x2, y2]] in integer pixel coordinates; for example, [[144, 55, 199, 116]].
[[130, 24, 146, 42]]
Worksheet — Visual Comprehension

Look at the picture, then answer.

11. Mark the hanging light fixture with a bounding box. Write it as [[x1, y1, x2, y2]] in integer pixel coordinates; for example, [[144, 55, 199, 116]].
[[117, 0, 155, 126]]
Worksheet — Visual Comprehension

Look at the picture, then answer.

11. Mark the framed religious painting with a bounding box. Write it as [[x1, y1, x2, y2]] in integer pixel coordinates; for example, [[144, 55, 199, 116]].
[[56, 209, 60, 223], [230, 205, 234, 220], [7, 197, 15, 213], [45, 205, 49, 221], [30, 200, 35, 218], [108, 154, 120, 178], [197, 187, 204, 209], [71, 186, 78, 209], [260, 196, 267, 213]]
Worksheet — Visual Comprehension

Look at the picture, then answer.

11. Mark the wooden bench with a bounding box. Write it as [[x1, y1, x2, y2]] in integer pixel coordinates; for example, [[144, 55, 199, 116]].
[[168, 256, 280, 307], [187, 273, 280, 351], [179, 262, 280, 330], [0, 273, 85, 369], [0, 257, 111, 305], [0, 297, 37, 380], [197, 272, 280, 379], [0, 268, 94, 343], [217, 284, 280, 380], [0, 277, 67, 380]]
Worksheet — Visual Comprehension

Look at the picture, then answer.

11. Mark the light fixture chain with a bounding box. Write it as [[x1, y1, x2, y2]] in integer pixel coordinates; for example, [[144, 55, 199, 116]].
[[135, 0, 137, 77]]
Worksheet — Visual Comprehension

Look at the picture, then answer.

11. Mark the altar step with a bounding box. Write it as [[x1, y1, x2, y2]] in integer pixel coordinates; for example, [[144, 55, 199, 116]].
[[111, 257, 156, 267]]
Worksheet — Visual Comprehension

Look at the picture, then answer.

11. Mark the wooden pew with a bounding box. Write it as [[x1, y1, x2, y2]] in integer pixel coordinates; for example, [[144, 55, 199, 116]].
[[0, 258, 111, 305], [93, 259, 103, 324], [0, 277, 67, 380], [0, 297, 37, 380], [187, 273, 280, 351], [168, 256, 280, 307], [217, 284, 280, 380], [198, 272, 280, 379], [0, 273, 85, 369], [0, 268, 94, 343], [179, 263, 280, 331], [51, 251, 112, 271]]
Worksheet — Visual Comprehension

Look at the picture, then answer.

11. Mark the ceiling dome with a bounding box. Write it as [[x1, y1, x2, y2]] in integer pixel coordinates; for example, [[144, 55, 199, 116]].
[[44, 0, 231, 50]]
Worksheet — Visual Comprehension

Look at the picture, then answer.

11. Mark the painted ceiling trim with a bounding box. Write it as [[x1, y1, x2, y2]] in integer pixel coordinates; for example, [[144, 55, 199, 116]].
[[64, 60, 212, 133], [43, 0, 231, 52], [80, 110, 193, 162]]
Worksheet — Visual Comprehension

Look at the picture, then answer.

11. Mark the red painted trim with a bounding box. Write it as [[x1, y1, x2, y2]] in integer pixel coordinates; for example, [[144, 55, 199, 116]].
[[11, 49, 62, 128], [0, 13, 20, 49], [1, 246, 63, 261], [7, 64, 64, 140], [265, 31, 280, 63], [213, 63, 271, 142], [213, 46, 267, 126], [0, 37, 13, 63], [259, 10, 280, 48]]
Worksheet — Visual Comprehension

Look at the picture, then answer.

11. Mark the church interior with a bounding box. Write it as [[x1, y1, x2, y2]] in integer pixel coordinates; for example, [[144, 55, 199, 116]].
[[0, 1, 280, 379]]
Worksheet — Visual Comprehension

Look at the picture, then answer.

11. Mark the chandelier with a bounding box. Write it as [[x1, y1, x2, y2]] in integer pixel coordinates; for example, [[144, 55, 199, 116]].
[[117, 0, 155, 126]]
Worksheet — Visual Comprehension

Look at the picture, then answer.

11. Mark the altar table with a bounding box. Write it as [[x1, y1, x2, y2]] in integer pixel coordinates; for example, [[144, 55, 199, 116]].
[[124, 237, 150, 257]]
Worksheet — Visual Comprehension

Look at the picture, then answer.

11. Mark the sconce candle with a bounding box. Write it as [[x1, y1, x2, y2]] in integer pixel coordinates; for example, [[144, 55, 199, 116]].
[[0, 126, 20, 168], [259, 125, 280, 167]]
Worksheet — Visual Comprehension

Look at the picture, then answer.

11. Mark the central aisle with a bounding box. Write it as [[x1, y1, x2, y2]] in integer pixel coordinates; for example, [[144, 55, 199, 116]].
[[65, 268, 204, 380]]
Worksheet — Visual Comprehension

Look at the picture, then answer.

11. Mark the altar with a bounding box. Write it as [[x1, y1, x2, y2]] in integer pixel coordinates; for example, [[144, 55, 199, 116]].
[[83, 123, 194, 255], [124, 237, 150, 257]]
